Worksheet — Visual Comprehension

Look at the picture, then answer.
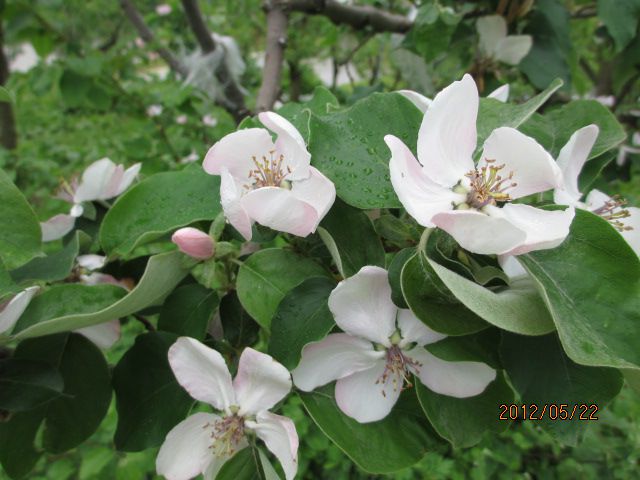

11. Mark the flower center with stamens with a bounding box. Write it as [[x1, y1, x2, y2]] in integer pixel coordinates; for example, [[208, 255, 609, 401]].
[[592, 196, 634, 232], [375, 345, 422, 397], [246, 150, 291, 190], [205, 414, 245, 458], [462, 159, 517, 210]]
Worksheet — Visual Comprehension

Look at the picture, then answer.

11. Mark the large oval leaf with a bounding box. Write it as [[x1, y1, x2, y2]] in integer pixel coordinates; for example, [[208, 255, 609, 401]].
[[0, 358, 64, 412], [308, 93, 421, 209], [100, 168, 221, 257], [519, 210, 640, 370], [0, 169, 42, 270], [13, 251, 189, 340], [236, 248, 330, 329]]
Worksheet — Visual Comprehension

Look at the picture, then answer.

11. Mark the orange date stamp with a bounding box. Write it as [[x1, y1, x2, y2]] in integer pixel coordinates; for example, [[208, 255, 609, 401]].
[[499, 404, 599, 421]]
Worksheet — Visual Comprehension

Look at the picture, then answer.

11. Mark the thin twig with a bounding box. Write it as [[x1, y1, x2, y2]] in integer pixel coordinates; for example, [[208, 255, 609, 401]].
[[134, 314, 156, 331], [120, 0, 188, 77], [256, 1, 289, 111]]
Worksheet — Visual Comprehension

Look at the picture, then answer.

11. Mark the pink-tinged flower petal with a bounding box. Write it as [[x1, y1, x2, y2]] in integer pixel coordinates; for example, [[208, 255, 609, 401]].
[[70, 204, 84, 218], [585, 189, 611, 210], [171, 227, 214, 260], [245, 411, 299, 480], [328, 266, 397, 346], [487, 84, 509, 102], [73, 158, 118, 203], [80, 273, 130, 289], [621, 206, 640, 256], [480, 127, 562, 199], [397, 309, 446, 347], [498, 255, 528, 279], [241, 187, 319, 237], [75, 320, 120, 349], [477, 15, 507, 56], [76, 254, 106, 271], [233, 348, 291, 416], [417, 74, 477, 187], [397, 90, 432, 113], [258, 112, 310, 181], [494, 36, 532, 65], [156, 412, 219, 480], [431, 209, 527, 255], [41, 214, 76, 242], [203, 128, 275, 178], [554, 125, 599, 206], [408, 347, 496, 397], [497, 204, 575, 256], [291, 166, 336, 225], [113, 163, 142, 197], [386, 134, 462, 228], [292, 333, 384, 391], [220, 167, 253, 240], [0, 286, 38, 335], [168, 337, 236, 411], [335, 359, 401, 423]]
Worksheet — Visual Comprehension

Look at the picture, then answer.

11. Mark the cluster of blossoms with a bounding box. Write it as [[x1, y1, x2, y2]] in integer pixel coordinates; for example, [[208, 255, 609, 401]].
[[18, 69, 635, 480]]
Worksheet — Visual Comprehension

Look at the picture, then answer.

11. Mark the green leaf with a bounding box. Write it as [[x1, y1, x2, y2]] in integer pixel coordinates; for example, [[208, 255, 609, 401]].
[[476, 78, 563, 145], [14, 333, 112, 453], [14, 284, 126, 334], [317, 199, 385, 277], [374, 214, 421, 248], [219, 291, 260, 349], [402, 3, 461, 61], [415, 372, 513, 448], [277, 86, 339, 142], [519, 100, 626, 159], [597, 0, 640, 51], [299, 386, 443, 473], [236, 248, 329, 329], [0, 358, 64, 412], [0, 169, 42, 270], [0, 408, 45, 478], [308, 92, 422, 209], [100, 169, 221, 257], [500, 332, 623, 445], [10, 233, 79, 284], [424, 257, 555, 336], [519, 210, 640, 369], [216, 447, 260, 480], [13, 251, 189, 340], [518, 0, 572, 90], [388, 248, 415, 308], [269, 276, 336, 370], [158, 284, 219, 340], [401, 251, 488, 335], [0, 85, 13, 104], [112, 332, 193, 451]]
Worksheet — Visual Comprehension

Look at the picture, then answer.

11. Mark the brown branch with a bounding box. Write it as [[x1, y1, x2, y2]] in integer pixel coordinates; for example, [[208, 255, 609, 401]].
[[257, 2, 288, 111], [0, 19, 17, 150], [180, 0, 248, 121], [119, 0, 188, 77], [282, 0, 412, 33]]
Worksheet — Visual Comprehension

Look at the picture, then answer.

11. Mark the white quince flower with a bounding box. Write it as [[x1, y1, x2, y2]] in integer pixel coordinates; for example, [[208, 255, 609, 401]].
[[398, 83, 509, 114], [292, 266, 496, 423], [386, 74, 574, 256], [477, 15, 532, 65], [147, 104, 163, 117], [40, 158, 141, 242], [203, 111, 336, 240], [202, 114, 218, 127], [176, 114, 188, 125], [156, 339, 298, 480], [554, 125, 639, 255]]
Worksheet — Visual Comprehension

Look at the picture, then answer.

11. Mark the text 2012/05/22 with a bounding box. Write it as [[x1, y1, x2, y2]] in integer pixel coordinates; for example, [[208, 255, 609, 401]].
[[499, 404, 599, 421]]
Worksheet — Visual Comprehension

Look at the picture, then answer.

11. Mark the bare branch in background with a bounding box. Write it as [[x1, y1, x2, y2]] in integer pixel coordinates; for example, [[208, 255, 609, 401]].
[[283, 0, 412, 33], [120, 0, 188, 77], [180, 0, 248, 121], [257, 1, 289, 111], [0, 19, 17, 150]]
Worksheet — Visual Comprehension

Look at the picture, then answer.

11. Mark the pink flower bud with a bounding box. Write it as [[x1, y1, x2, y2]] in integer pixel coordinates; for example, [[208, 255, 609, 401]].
[[171, 227, 214, 260]]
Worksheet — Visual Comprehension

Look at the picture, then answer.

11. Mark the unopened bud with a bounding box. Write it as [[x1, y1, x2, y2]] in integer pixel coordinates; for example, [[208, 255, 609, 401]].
[[171, 227, 215, 260]]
